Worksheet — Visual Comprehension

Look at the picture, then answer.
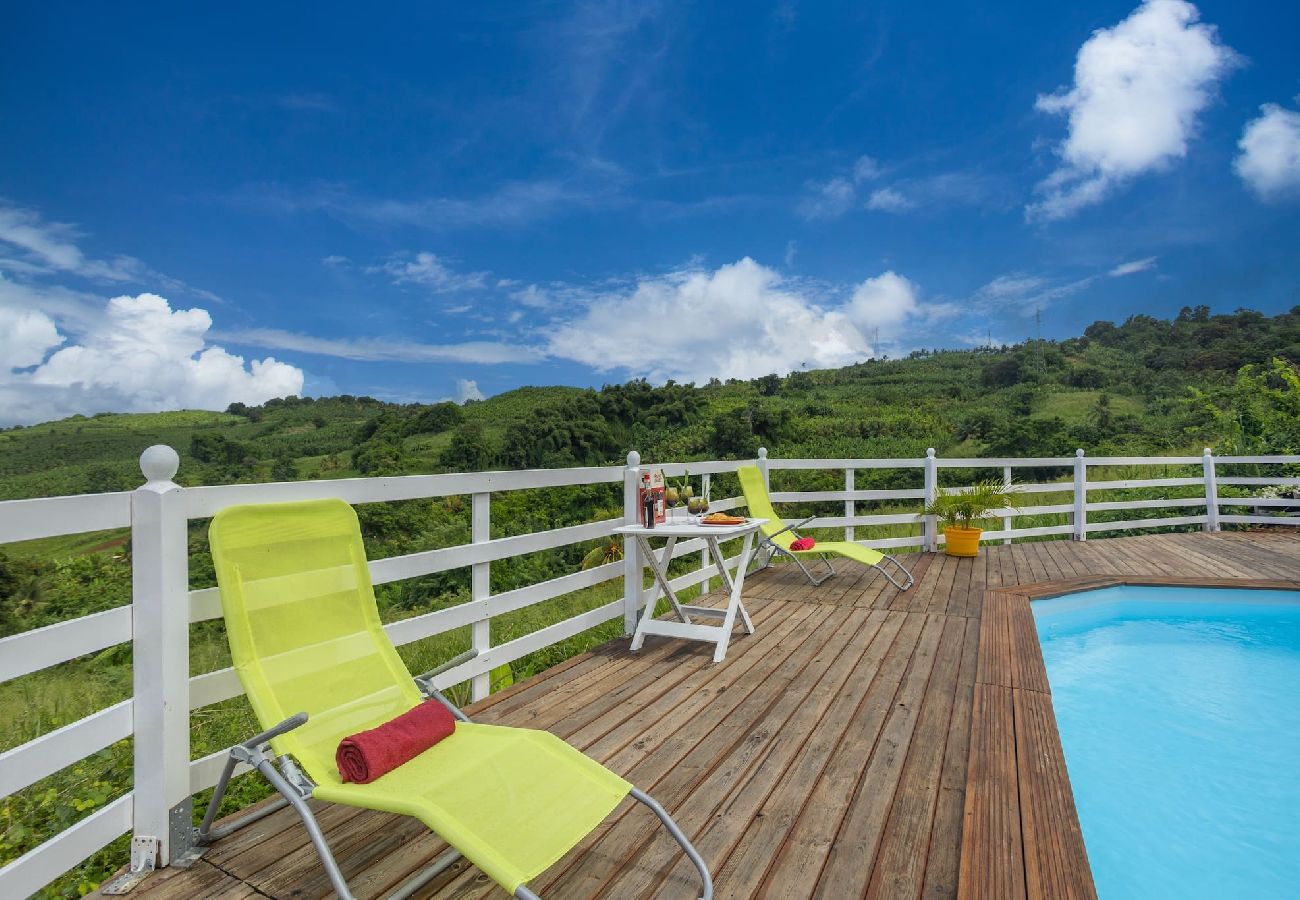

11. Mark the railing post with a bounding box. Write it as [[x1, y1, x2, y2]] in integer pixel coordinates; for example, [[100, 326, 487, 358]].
[[470, 491, 491, 701], [844, 468, 855, 543], [1002, 465, 1013, 545], [622, 451, 643, 635], [1203, 447, 1220, 532], [1073, 449, 1087, 541], [132, 445, 192, 867], [757, 446, 770, 490], [700, 473, 712, 593], [923, 448, 937, 552]]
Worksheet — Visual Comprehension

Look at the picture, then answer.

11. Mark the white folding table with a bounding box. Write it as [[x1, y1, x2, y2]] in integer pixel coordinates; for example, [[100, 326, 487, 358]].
[[614, 517, 767, 663]]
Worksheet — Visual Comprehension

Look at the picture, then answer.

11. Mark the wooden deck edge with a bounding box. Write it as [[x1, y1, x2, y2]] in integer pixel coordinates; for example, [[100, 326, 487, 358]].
[[960, 574, 1300, 900]]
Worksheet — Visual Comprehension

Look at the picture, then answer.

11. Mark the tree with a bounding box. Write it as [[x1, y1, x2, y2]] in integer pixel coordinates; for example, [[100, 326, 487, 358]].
[[755, 373, 782, 396], [190, 432, 250, 467], [407, 402, 463, 435], [1191, 358, 1300, 454], [441, 423, 495, 471], [709, 409, 758, 458], [981, 357, 1023, 388], [1091, 393, 1113, 431], [270, 455, 298, 481]]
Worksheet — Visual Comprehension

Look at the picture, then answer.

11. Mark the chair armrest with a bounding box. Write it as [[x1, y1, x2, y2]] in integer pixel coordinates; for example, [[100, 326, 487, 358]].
[[765, 516, 816, 541], [413, 648, 480, 688], [242, 712, 308, 750]]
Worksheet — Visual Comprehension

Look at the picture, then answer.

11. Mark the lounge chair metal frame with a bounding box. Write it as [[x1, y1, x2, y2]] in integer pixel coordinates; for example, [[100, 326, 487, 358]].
[[750, 516, 916, 592], [196, 648, 714, 900]]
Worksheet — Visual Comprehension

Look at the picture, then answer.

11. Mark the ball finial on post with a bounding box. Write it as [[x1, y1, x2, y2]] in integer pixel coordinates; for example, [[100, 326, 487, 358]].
[[626, 450, 641, 467], [758, 447, 768, 460], [139, 445, 180, 485]]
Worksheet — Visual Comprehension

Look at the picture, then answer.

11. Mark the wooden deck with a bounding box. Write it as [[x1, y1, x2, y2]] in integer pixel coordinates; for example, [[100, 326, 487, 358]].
[[106, 532, 1300, 900]]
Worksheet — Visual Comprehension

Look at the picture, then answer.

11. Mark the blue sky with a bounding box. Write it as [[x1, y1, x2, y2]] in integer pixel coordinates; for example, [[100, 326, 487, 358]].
[[1, 1, 1298, 424]]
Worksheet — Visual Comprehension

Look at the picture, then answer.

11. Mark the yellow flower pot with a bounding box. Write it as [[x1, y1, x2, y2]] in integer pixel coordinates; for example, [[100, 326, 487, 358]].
[[943, 526, 983, 557]]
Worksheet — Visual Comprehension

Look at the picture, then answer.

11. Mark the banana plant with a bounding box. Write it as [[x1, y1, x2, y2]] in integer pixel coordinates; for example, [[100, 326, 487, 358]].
[[580, 538, 624, 570]]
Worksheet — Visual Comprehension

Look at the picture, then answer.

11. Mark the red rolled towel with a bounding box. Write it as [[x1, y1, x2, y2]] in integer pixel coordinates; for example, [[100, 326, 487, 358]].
[[336, 701, 456, 784], [790, 537, 816, 551]]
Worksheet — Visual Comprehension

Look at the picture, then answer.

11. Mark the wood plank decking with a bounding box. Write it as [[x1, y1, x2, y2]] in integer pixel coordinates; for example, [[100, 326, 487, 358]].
[[104, 532, 1300, 900]]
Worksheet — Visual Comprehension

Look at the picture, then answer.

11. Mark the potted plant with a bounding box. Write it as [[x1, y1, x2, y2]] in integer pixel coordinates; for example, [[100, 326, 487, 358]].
[[921, 479, 1021, 557]]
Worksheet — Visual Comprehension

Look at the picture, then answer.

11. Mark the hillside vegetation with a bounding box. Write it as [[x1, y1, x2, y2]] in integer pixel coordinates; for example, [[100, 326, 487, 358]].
[[3, 306, 1300, 896]]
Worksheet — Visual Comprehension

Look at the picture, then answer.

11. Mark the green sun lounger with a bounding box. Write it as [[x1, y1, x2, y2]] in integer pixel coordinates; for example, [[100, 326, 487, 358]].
[[198, 498, 712, 899], [736, 465, 914, 591]]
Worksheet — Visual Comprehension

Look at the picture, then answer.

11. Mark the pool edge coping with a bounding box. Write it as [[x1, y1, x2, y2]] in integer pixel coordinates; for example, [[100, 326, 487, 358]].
[[956, 575, 1300, 900]]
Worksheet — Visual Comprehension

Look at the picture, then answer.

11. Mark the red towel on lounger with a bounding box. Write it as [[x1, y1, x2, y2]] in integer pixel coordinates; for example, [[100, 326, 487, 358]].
[[790, 537, 816, 551], [336, 701, 456, 784]]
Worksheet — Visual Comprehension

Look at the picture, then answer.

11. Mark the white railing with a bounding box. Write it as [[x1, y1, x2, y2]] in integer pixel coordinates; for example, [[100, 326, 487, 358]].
[[2, 445, 1298, 896]]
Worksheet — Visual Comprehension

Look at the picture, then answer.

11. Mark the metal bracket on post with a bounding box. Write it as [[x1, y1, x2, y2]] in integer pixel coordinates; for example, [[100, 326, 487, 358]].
[[1073, 449, 1087, 541], [99, 836, 159, 895], [169, 799, 202, 867], [1203, 447, 1220, 532], [923, 448, 937, 553], [622, 451, 643, 635]]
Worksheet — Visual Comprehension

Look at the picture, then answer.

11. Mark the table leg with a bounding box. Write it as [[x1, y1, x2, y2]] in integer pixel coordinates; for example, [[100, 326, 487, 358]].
[[631, 535, 685, 651], [707, 534, 754, 635], [712, 531, 758, 663]]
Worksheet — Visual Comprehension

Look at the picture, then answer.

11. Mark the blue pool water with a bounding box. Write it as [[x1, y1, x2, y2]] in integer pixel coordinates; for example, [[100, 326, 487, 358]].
[[1033, 586, 1300, 899]]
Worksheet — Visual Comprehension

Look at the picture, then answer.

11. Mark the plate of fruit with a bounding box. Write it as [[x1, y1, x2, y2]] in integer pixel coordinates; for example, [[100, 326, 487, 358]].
[[700, 512, 747, 526]]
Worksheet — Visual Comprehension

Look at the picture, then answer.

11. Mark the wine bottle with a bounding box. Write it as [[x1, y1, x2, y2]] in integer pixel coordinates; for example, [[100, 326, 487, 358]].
[[642, 473, 655, 529]]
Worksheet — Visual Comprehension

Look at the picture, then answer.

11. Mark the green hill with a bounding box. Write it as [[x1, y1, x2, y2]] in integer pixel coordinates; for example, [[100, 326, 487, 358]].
[[3, 305, 1298, 507], [3, 305, 1300, 897]]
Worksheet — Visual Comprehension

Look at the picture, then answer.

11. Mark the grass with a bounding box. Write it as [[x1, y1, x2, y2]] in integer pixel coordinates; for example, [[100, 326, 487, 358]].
[[4, 529, 129, 561], [1033, 390, 1143, 424]]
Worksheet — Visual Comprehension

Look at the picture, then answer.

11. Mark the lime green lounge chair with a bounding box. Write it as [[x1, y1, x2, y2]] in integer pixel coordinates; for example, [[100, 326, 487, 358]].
[[197, 498, 712, 900], [736, 465, 914, 591]]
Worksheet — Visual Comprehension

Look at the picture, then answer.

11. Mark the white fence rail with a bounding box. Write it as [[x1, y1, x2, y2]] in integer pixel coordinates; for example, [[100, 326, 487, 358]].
[[2, 445, 1299, 895]]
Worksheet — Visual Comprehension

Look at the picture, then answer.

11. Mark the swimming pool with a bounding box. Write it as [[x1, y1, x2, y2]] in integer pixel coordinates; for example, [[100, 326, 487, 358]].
[[1033, 585, 1300, 899]]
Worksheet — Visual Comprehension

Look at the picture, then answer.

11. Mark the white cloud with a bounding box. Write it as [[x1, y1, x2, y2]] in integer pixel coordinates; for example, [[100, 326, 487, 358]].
[[0, 202, 222, 304], [845, 271, 919, 330], [864, 187, 913, 212], [852, 155, 882, 182], [977, 274, 1048, 302], [1028, 0, 1238, 221], [0, 293, 303, 426], [0, 307, 64, 369], [368, 251, 488, 293], [797, 177, 857, 220], [797, 154, 886, 219], [783, 240, 798, 267], [1109, 256, 1158, 276], [0, 205, 85, 271], [973, 271, 1098, 315], [0, 203, 164, 285], [454, 378, 485, 403], [546, 258, 936, 383], [511, 284, 554, 309], [1234, 102, 1300, 200], [219, 327, 544, 365]]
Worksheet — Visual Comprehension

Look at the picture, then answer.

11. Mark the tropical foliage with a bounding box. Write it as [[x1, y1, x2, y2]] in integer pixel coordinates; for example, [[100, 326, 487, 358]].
[[2, 305, 1300, 895]]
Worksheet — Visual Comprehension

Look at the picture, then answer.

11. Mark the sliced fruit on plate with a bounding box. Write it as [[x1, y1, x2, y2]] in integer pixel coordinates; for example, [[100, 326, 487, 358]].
[[701, 513, 746, 525]]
